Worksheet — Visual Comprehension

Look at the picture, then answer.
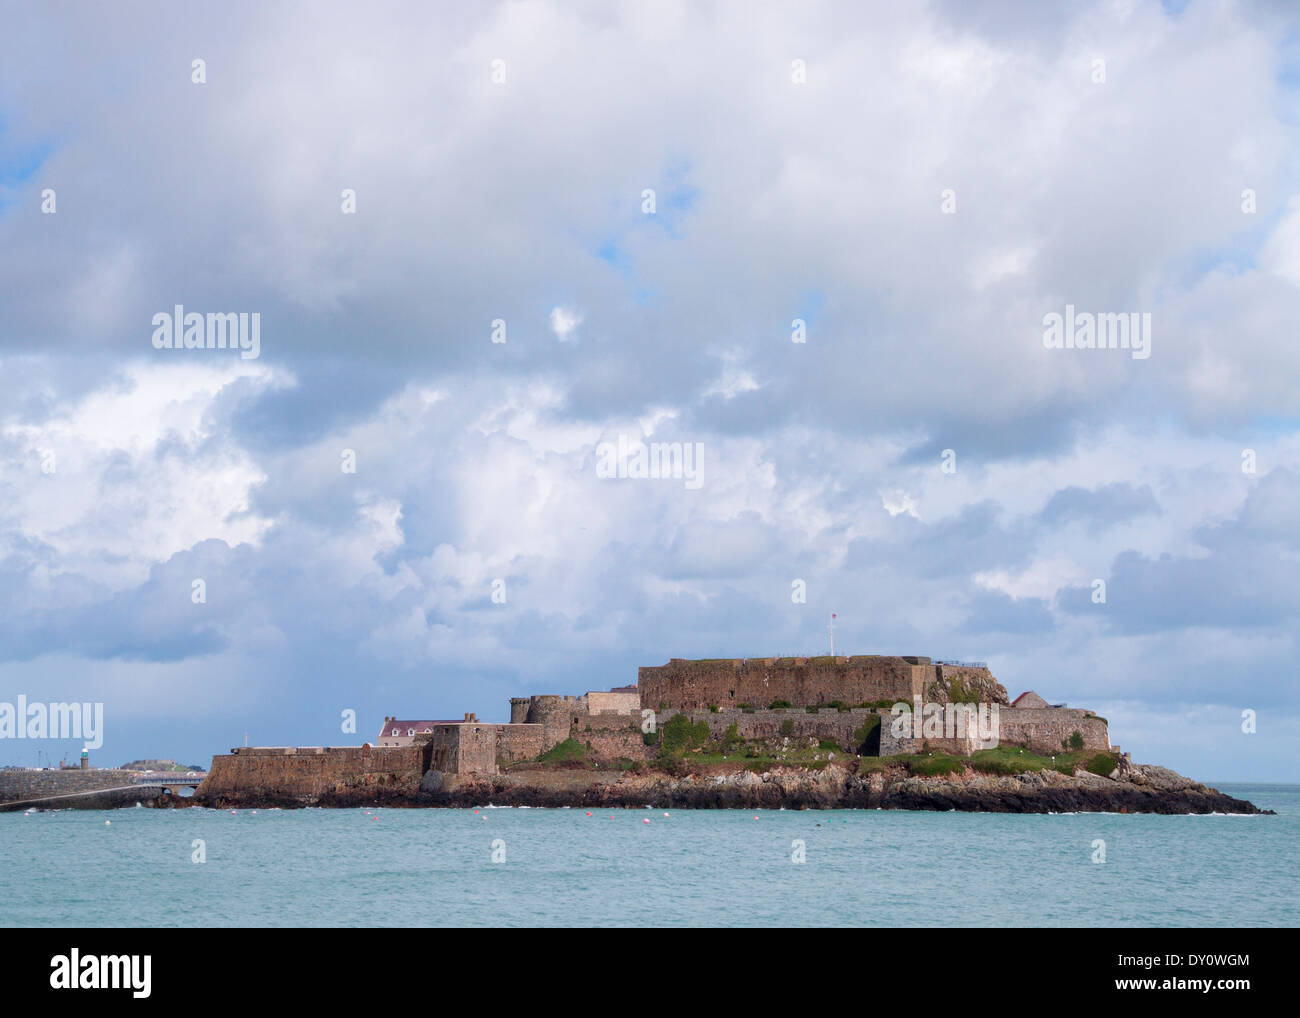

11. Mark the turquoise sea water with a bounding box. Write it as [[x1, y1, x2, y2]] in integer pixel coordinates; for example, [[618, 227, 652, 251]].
[[2, 783, 1296, 927]]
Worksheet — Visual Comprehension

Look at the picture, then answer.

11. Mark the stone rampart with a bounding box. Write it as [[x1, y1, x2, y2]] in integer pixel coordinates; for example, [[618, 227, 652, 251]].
[[669, 707, 884, 748], [571, 713, 652, 761], [876, 706, 1110, 756], [996, 708, 1110, 755], [198, 745, 426, 805], [637, 656, 936, 711], [497, 724, 544, 765], [584, 691, 640, 714]]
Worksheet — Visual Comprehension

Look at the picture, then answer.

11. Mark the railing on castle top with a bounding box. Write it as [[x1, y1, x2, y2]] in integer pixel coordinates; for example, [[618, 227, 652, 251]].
[[935, 660, 989, 669]]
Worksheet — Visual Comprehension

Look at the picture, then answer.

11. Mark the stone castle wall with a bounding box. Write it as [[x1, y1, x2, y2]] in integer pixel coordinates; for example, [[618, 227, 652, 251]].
[[421, 722, 548, 775], [566, 708, 892, 763], [521, 695, 585, 751], [497, 724, 545, 765], [876, 706, 1110, 756], [199, 745, 426, 805], [572, 713, 653, 761], [997, 708, 1110, 755], [426, 723, 505, 774], [675, 707, 883, 746], [637, 656, 938, 711], [585, 691, 640, 715], [877, 707, 987, 755]]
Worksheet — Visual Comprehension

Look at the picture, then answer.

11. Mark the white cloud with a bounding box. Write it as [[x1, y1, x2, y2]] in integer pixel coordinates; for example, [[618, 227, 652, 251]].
[[549, 305, 583, 341], [0, 1, 1297, 777]]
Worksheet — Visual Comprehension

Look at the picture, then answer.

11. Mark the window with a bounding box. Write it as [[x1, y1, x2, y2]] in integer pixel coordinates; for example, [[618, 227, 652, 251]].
[[407, 728, 415, 736]]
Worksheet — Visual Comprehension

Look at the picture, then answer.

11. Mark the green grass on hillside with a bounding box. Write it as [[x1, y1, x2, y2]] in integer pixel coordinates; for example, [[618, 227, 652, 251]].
[[537, 739, 587, 764], [969, 745, 1119, 776]]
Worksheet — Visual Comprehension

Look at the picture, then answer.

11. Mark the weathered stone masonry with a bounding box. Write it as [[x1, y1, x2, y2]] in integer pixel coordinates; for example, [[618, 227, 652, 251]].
[[200, 745, 428, 804], [637, 656, 936, 710], [194, 655, 1112, 804]]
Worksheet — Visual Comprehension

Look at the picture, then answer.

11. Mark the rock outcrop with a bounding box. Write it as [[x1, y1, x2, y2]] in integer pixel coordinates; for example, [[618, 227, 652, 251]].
[[194, 757, 1270, 815], [425, 761, 1265, 814]]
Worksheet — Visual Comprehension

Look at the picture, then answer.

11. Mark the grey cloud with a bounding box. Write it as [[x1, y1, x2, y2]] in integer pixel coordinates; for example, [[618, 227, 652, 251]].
[[1038, 482, 1161, 532], [1057, 468, 1300, 633]]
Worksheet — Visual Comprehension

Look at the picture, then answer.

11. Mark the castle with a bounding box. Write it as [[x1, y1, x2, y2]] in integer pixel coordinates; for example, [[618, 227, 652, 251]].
[[202, 655, 1114, 801]]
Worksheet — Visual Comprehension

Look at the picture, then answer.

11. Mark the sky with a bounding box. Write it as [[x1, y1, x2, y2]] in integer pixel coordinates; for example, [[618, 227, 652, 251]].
[[0, 0, 1297, 781]]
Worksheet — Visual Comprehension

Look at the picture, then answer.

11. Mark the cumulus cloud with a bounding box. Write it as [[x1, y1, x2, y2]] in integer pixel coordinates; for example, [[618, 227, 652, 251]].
[[1037, 482, 1161, 533], [549, 305, 583, 342], [0, 0, 1297, 779]]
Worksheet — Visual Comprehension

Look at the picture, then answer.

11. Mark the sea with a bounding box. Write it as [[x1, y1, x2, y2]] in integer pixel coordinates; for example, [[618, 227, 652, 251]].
[[2, 783, 1296, 927]]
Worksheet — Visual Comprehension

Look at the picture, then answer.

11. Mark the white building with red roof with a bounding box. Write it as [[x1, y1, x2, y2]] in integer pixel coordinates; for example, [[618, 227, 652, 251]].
[[375, 717, 461, 747]]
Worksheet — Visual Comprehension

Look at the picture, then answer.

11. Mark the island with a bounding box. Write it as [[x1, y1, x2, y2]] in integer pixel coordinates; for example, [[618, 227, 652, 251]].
[[190, 655, 1268, 815]]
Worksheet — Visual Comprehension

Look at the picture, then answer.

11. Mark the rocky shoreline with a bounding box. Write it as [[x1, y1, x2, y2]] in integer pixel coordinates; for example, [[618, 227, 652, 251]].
[[191, 759, 1271, 815]]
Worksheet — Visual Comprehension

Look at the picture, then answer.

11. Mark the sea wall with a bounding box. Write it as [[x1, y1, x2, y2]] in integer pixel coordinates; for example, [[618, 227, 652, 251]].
[[198, 745, 426, 806], [0, 768, 139, 805]]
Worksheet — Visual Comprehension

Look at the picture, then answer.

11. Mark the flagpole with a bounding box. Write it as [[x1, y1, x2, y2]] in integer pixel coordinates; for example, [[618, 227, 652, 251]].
[[829, 613, 835, 657]]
